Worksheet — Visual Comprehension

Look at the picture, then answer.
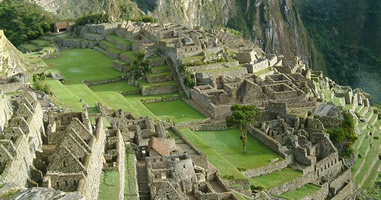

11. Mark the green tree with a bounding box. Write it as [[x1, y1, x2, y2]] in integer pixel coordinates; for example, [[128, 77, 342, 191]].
[[226, 104, 261, 153]]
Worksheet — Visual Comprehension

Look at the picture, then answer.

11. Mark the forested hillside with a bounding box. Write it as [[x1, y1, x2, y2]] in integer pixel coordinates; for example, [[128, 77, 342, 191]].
[[294, 0, 381, 103]]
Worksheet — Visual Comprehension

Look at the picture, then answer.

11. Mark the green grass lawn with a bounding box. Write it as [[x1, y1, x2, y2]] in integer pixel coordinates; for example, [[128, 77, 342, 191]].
[[89, 81, 140, 93], [151, 65, 169, 72], [107, 34, 133, 45], [65, 84, 106, 112], [20, 43, 39, 51], [194, 129, 282, 170], [99, 40, 124, 53], [250, 168, 302, 189], [30, 39, 51, 47], [125, 147, 138, 198], [276, 184, 321, 200], [144, 99, 206, 123], [44, 48, 122, 84], [178, 128, 247, 180], [121, 51, 138, 61], [138, 80, 176, 88], [254, 67, 273, 76], [98, 170, 120, 200], [46, 80, 83, 112], [96, 92, 155, 118], [145, 71, 172, 78]]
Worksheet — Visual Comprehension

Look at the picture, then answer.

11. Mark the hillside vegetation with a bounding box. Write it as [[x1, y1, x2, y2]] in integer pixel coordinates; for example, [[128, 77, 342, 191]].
[[295, 0, 381, 103], [0, 0, 55, 46]]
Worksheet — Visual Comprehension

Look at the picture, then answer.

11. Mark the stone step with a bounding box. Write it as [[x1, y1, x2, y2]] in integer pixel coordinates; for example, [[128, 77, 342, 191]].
[[145, 72, 173, 83], [112, 60, 131, 73], [151, 65, 169, 73], [364, 109, 374, 122], [105, 33, 133, 51], [360, 106, 370, 117], [138, 80, 178, 96]]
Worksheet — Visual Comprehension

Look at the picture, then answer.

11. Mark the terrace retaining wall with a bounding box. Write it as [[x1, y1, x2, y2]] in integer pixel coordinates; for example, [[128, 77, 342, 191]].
[[243, 158, 291, 178], [301, 183, 329, 200], [82, 77, 122, 86], [140, 84, 177, 96], [331, 182, 353, 200], [269, 172, 316, 194]]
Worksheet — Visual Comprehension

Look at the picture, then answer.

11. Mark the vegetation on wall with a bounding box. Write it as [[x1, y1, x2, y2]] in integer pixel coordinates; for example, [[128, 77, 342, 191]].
[[0, 0, 55, 46], [32, 73, 50, 94], [327, 111, 357, 157]]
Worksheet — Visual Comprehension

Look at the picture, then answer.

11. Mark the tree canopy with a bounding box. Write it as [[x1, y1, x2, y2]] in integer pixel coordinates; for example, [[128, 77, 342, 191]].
[[226, 104, 261, 153], [0, 0, 55, 46]]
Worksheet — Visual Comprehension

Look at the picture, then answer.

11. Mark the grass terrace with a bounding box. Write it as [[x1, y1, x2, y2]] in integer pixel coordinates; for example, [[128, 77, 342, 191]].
[[194, 129, 282, 170], [151, 65, 169, 71], [107, 33, 133, 45], [30, 39, 51, 47], [145, 71, 172, 78], [45, 48, 121, 84], [99, 40, 124, 53], [180, 55, 203, 61], [121, 51, 138, 62], [254, 67, 273, 76], [178, 128, 247, 180], [144, 99, 206, 123], [125, 147, 138, 199], [20, 44, 39, 52], [96, 92, 155, 118], [138, 80, 176, 88], [46, 80, 82, 111], [250, 168, 302, 189], [65, 84, 106, 113], [98, 170, 120, 200], [275, 184, 321, 200], [89, 81, 139, 93]]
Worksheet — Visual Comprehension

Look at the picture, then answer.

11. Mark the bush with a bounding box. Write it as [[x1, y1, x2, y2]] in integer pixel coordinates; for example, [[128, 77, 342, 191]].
[[183, 72, 195, 88], [0, 0, 55, 46], [32, 73, 50, 94], [139, 16, 158, 23]]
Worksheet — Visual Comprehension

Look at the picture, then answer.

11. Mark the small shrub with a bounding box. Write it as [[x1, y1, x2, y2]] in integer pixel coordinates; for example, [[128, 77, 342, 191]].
[[139, 15, 158, 23], [183, 72, 195, 88]]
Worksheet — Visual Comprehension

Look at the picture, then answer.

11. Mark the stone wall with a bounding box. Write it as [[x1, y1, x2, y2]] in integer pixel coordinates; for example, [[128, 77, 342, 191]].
[[248, 125, 288, 158], [243, 158, 291, 178], [331, 182, 353, 200], [301, 183, 329, 200], [54, 38, 96, 49], [329, 169, 352, 194], [0, 91, 13, 130], [140, 84, 178, 96], [77, 117, 106, 199], [81, 23, 119, 35], [94, 46, 120, 59], [190, 123, 227, 131], [186, 61, 239, 72], [0, 82, 25, 93], [171, 128, 208, 169], [269, 172, 316, 194], [83, 33, 104, 41], [195, 67, 248, 83], [174, 118, 211, 128], [82, 77, 122, 86]]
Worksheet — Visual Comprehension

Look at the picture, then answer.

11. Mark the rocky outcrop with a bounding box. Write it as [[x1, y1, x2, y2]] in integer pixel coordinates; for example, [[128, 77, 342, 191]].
[[0, 30, 31, 78]]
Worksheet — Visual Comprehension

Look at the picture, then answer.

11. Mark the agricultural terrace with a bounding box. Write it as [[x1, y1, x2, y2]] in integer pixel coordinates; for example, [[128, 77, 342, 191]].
[[44, 48, 121, 84], [144, 99, 206, 123]]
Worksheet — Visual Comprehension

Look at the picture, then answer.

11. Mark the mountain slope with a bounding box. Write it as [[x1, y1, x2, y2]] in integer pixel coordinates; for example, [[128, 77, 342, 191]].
[[294, 0, 381, 103]]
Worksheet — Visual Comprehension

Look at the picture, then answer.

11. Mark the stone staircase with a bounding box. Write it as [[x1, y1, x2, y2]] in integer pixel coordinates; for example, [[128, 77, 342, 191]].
[[138, 64, 178, 96]]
